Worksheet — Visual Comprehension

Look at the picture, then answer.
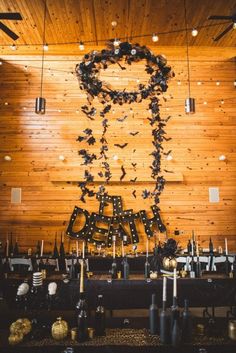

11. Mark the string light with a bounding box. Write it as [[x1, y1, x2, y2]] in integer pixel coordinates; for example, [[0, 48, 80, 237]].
[[203, 101, 207, 105], [43, 43, 48, 51], [197, 81, 202, 85], [4, 155, 12, 161], [111, 21, 117, 27], [79, 42, 85, 50], [191, 28, 198, 37], [10, 44, 16, 50], [219, 155, 226, 161], [113, 38, 120, 46], [58, 155, 65, 161], [166, 155, 173, 161], [220, 99, 224, 104], [152, 33, 159, 42], [216, 81, 220, 85], [234, 80, 236, 87]]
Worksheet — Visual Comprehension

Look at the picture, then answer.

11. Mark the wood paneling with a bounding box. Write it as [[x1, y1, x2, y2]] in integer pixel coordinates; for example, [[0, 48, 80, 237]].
[[0, 46, 236, 253], [0, 0, 236, 53]]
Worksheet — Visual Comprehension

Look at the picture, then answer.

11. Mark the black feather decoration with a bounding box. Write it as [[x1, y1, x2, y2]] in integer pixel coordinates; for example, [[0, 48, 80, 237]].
[[120, 165, 126, 181], [114, 143, 128, 149], [130, 177, 137, 182]]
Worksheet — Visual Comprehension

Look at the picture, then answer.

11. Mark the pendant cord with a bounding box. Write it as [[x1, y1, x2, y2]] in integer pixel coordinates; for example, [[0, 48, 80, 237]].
[[40, 0, 47, 97], [184, 0, 191, 98]]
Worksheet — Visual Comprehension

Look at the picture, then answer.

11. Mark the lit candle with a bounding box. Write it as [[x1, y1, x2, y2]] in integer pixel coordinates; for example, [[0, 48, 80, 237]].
[[121, 241, 125, 258], [80, 260, 84, 293], [76, 241, 79, 258], [173, 268, 177, 298], [225, 238, 228, 255], [196, 241, 199, 257], [191, 239, 194, 256], [163, 276, 167, 302], [82, 241, 85, 259], [146, 238, 149, 257], [113, 238, 116, 259], [40, 240, 44, 257]]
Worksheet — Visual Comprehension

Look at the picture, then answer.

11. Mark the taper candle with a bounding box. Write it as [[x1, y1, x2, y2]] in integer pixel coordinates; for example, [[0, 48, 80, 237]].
[[76, 241, 79, 258], [113, 238, 116, 259], [163, 276, 167, 302], [173, 268, 177, 298], [146, 238, 149, 257], [191, 239, 194, 256], [40, 240, 44, 257], [196, 241, 199, 257], [225, 238, 228, 255], [82, 241, 85, 259], [6, 237, 9, 257], [121, 241, 125, 258]]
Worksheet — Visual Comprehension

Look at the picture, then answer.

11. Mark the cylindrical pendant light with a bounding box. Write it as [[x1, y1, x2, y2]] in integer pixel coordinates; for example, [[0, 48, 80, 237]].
[[35, 97, 46, 114], [185, 97, 195, 114], [184, 0, 195, 114], [35, 0, 47, 114]]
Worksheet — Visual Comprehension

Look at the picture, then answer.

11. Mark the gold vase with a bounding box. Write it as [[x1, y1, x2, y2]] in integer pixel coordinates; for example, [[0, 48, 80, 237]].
[[51, 317, 68, 340], [162, 256, 177, 271], [228, 320, 236, 341], [8, 333, 24, 345]]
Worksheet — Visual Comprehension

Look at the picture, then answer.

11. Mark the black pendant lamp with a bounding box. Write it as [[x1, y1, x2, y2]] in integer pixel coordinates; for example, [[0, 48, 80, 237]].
[[35, 0, 47, 114], [184, 0, 195, 114]]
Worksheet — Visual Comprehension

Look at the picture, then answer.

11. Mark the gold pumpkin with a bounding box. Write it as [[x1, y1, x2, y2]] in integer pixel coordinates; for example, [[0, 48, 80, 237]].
[[15, 318, 32, 335], [10, 322, 23, 335], [51, 317, 68, 340], [8, 333, 24, 345], [162, 256, 177, 271]]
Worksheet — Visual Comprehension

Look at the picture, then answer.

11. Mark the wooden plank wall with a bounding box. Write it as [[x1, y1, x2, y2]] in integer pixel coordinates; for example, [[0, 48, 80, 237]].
[[0, 46, 236, 254]]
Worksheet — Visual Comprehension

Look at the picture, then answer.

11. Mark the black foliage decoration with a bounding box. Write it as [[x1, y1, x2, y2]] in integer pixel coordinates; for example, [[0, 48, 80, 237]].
[[75, 41, 173, 207]]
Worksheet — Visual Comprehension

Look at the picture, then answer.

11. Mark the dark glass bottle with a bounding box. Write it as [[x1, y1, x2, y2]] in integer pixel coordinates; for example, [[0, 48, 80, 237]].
[[13, 238, 19, 256], [9, 233, 14, 257], [225, 255, 230, 276], [195, 256, 202, 278], [209, 238, 214, 254], [144, 257, 150, 279], [232, 256, 236, 278], [160, 277, 170, 344], [111, 258, 118, 279], [171, 310, 182, 347], [76, 260, 88, 342], [187, 239, 191, 254], [182, 299, 193, 343], [53, 233, 59, 258], [95, 294, 106, 336], [36, 240, 41, 258], [123, 256, 129, 280], [59, 232, 66, 271], [70, 255, 76, 279], [149, 293, 158, 335]]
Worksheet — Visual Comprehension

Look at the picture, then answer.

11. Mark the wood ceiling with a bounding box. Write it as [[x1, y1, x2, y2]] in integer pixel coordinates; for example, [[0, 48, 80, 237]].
[[0, 0, 235, 55]]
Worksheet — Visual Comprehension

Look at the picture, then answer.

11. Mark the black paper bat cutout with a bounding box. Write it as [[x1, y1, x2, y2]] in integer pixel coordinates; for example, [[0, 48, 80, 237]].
[[87, 136, 96, 145], [163, 169, 174, 173], [98, 171, 103, 177], [132, 190, 137, 198], [84, 170, 94, 182], [129, 131, 139, 136], [117, 115, 128, 122], [83, 128, 92, 135], [81, 106, 96, 120], [120, 165, 126, 181], [114, 143, 128, 149], [130, 177, 137, 182], [77, 136, 85, 142], [142, 189, 150, 199], [132, 163, 137, 168], [100, 105, 111, 117]]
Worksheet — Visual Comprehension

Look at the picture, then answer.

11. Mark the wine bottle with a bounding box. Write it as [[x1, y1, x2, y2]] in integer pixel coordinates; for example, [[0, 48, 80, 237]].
[[192, 230, 196, 254], [182, 299, 193, 343], [195, 255, 201, 278], [160, 276, 170, 344], [232, 256, 236, 279], [225, 255, 230, 276], [171, 310, 181, 347], [9, 232, 13, 257], [111, 237, 118, 279], [144, 257, 150, 279], [209, 238, 214, 254], [13, 237, 19, 256], [123, 256, 130, 280], [59, 232, 66, 271], [76, 260, 88, 342], [149, 293, 158, 335], [187, 239, 191, 254], [170, 269, 179, 328], [70, 254, 76, 279], [95, 294, 106, 336], [53, 232, 59, 258]]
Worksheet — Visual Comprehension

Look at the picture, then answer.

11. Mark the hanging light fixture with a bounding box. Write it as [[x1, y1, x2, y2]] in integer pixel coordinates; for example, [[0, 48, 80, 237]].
[[184, 0, 195, 114], [35, 0, 47, 114]]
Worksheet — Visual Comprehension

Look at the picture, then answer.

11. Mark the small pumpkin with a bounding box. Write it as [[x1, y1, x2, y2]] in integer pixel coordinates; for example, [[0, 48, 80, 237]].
[[51, 317, 68, 340], [15, 318, 32, 335], [8, 333, 24, 345], [162, 256, 177, 271]]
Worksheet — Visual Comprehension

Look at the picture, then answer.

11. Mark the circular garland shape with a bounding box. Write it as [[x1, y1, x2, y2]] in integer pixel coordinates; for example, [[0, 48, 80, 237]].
[[76, 41, 173, 105]]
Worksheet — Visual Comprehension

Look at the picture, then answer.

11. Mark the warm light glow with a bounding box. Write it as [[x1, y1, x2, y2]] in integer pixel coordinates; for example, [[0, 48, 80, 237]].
[[4, 155, 12, 161], [113, 155, 119, 161], [152, 33, 159, 42], [203, 101, 207, 105], [43, 43, 48, 51], [177, 80, 181, 85], [113, 38, 120, 46], [233, 22, 236, 30], [191, 28, 198, 37], [197, 81, 202, 85], [58, 155, 65, 161], [10, 44, 16, 50], [216, 81, 220, 86], [219, 155, 226, 161], [111, 21, 117, 27], [79, 42, 85, 50], [166, 155, 173, 161]]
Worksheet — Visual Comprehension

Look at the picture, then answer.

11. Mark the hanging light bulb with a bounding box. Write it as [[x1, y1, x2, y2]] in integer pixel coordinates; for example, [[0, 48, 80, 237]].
[[184, 0, 195, 114], [43, 43, 48, 51], [35, 0, 47, 114], [152, 33, 159, 42], [234, 80, 236, 87], [79, 42, 85, 50], [233, 22, 236, 30], [191, 28, 198, 37], [10, 44, 16, 50]]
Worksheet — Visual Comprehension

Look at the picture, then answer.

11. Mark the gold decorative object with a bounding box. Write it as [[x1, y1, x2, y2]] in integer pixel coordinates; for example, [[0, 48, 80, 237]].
[[8, 333, 24, 345], [10, 322, 23, 335], [117, 271, 122, 279], [150, 271, 158, 279], [162, 256, 177, 271], [71, 328, 77, 341], [51, 317, 68, 340], [88, 327, 94, 339], [180, 269, 187, 278], [228, 320, 236, 340], [15, 318, 32, 335]]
